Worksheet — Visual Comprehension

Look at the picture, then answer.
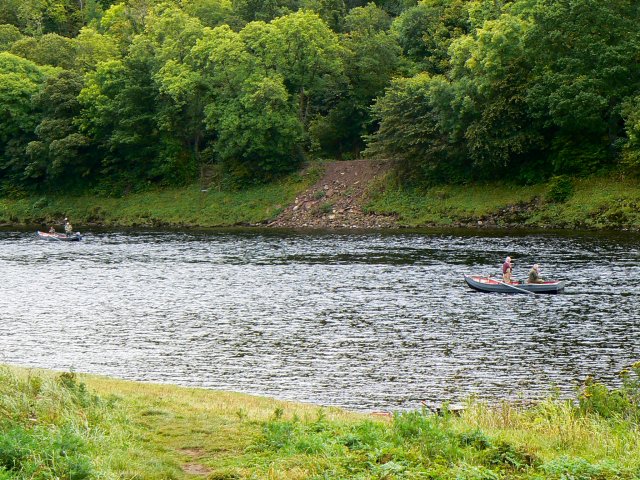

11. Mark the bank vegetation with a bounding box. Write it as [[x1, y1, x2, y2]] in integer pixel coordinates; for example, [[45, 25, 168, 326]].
[[1, 364, 640, 479], [1, 0, 640, 206]]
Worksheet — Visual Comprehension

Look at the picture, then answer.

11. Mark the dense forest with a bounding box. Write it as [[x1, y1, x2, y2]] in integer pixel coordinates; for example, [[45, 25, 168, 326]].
[[0, 0, 639, 195]]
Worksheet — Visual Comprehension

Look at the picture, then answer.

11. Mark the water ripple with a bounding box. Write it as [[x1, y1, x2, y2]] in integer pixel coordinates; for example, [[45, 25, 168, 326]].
[[1, 228, 639, 411]]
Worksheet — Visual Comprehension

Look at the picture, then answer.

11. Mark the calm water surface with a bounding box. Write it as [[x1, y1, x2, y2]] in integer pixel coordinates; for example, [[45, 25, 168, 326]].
[[1, 228, 639, 411]]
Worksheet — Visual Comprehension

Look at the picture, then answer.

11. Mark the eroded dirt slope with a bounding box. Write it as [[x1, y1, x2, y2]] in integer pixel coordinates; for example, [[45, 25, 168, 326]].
[[269, 160, 397, 229]]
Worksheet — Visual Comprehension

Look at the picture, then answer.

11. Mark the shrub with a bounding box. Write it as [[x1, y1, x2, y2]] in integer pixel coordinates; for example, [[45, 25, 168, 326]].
[[542, 456, 621, 479], [546, 175, 574, 203], [319, 202, 334, 214], [579, 364, 640, 421]]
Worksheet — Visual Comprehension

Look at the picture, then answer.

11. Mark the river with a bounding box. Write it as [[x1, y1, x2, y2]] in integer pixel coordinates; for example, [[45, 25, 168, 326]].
[[1, 228, 639, 411]]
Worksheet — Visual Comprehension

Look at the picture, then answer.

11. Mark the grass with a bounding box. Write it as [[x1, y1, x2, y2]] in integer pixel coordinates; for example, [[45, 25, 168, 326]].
[[365, 174, 640, 229], [1, 166, 640, 230], [2, 364, 640, 479], [529, 176, 640, 229], [0, 166, 322, 228], [365, 181, 545, 226]]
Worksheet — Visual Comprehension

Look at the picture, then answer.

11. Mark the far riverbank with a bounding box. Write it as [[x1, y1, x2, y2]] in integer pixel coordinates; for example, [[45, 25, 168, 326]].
[[1, 160, 639, 231]]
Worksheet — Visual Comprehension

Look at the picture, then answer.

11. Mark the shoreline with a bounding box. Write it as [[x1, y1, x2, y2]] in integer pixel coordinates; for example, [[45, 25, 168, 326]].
[[1, 161, 639, 232], [3, 364, 640, 479], [3, 222, 639, 237]]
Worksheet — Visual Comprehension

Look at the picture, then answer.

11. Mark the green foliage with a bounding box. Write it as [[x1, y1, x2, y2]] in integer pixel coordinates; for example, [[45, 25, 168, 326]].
[[371, 0, 640, 185], [0, 52, 55, 193], [182, 0, 233, 27], [545, 175, 573, 203], [26, 70, 94, 191], [0, 369, 101, 479], [230, 0, 297, 25], [269, 11, 345, 126], [322, 7, 399, 156], [299, 0, 347, 31], [392, 0, 470, 74], [344, 3, 391, 32], [10, 33, 78, 69], [578, 364, 640, 422], [0, 24, 22, 50], [622, 95, 640, 176], [1, 0, 639, 194], [451, 14, 543, 174], [367, 73, 468, 184], [541, 456, 623, 480], [74, 27, 120, 71]]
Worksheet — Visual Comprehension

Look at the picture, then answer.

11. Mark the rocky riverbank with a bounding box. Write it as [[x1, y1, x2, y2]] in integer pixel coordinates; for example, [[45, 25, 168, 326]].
[[268, 159, 398, 229], [269, 160, 640, 231]]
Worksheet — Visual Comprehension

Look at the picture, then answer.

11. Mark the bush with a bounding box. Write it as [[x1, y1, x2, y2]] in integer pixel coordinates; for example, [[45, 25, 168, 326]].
[[579, 364, 640, 421], [546, 175, 574, 203], [542, 456, 621, 479]]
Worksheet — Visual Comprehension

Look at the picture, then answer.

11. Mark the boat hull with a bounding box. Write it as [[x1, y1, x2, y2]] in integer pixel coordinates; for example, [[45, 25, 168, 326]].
[[464, 275, 565, 294], [36, 231, 82, 242]]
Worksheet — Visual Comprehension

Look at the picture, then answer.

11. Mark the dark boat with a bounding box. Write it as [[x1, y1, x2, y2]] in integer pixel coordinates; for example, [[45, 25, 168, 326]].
[[36, 231, 82, 242], [464, 275, 565, 294]]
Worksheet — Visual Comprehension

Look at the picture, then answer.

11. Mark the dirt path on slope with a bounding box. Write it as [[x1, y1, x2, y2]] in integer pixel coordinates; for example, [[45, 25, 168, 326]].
[[269, 159, 398, 229]]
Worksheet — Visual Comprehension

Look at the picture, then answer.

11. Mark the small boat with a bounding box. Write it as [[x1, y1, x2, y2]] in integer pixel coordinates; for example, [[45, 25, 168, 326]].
[[36, 231, 82, 242], [464, 275, 565, 294]]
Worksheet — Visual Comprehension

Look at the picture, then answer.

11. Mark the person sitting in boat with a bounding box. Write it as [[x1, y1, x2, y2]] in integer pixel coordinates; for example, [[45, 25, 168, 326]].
[[64, 218, 74, 237], [502, 256, 514, 283], [527, 264, 544, 284], [49, 226, 56, 233]]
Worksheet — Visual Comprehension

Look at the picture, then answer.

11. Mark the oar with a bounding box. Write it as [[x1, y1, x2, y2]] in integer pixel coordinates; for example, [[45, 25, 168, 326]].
[[497, 280, 535, 295]]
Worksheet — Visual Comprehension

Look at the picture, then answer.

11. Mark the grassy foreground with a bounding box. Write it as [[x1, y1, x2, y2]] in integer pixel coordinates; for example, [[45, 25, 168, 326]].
[[366, 175, 640, 230], [2, 365, 640, 479]]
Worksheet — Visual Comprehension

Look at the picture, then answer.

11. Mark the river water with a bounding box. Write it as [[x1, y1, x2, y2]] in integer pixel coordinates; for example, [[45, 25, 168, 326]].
[[1, 228, 639, 411]]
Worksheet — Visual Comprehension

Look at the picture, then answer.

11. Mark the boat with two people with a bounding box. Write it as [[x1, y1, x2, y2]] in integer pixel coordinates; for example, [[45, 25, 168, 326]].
[[465, 257, 565, 294], [36, 218, 82, 241], [464, 275, 565, 294], [36, 230, 83, 241]]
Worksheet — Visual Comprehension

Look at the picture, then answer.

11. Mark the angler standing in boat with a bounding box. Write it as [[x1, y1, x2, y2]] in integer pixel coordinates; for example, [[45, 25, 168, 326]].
[[64, 218, 74, 237], [502, 256, 514, 283]]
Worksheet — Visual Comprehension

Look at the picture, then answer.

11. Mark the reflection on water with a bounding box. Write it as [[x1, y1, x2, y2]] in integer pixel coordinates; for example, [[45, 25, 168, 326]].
[[1, 228, 639, 411]]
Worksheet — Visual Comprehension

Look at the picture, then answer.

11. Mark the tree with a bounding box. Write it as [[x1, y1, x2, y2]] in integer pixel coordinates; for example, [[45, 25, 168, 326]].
[[344, 2, 391, 33], [141, 5, 208, 181], [213, 73, 303, 182], [447, 14, 544, 177], [230, 0, 296, 25], [75, 26, 119, 71], [312, 3, 399, 157], [99, 1, 153, 53], [269, 11, 345, 126], [26, 70, 93, 187], [0, 24, 23, 51], [521, 0, 640, 174], [10, 33, 78, 69], [0, 53, 54, 191], [621, 96, 640, 175], [78, 58, 164, 190], [193, 23, 306, 182], [391, 0, 470, 74], [367, 73, 467, 183], [181, 0, 232, 27], [299, 0, 347, 32]]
